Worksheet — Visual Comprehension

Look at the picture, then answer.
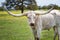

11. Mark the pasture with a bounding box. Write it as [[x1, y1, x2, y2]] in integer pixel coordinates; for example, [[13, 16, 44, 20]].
[[0, 11, 58, 40]]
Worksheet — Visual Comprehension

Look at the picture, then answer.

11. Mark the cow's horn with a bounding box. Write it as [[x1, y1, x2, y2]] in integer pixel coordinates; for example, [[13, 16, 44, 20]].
[[4, 6, 27, 17]]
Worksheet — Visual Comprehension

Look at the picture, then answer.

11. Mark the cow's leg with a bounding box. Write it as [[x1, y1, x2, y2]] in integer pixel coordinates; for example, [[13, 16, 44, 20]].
[[53, 26, 58, 40], [31, 26, 40, 40], [37, 27, 41, 40], [57, 26, 60, 40]]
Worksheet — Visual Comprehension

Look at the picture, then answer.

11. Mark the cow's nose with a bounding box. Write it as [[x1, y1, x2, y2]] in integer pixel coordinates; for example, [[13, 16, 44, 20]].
[[30, 23, 34, 26]]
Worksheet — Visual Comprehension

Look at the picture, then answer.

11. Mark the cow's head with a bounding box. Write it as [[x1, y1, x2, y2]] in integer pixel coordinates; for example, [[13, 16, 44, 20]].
[[26, 11, 37, 26], [4, 6, 53, 26]]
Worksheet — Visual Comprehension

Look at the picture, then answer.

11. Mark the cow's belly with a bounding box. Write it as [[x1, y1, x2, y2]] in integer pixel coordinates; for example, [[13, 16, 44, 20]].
[[41, 14, 56, 30], [42, 19, 55, 30], [42, 24, 53, 30]]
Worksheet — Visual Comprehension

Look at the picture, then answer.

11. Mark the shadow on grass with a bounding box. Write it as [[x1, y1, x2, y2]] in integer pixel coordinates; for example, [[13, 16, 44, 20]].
[[0, 14, 9, 17]]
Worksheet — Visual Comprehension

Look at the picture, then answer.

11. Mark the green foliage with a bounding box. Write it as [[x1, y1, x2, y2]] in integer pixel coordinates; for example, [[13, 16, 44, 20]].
[[27, 5, 38, 10], [0, 7, 3, 11], [38, 4, 60, 10]]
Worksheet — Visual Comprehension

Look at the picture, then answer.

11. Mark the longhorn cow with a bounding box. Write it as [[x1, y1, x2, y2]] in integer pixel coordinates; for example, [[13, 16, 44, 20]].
[[4, 6, 60, 40]]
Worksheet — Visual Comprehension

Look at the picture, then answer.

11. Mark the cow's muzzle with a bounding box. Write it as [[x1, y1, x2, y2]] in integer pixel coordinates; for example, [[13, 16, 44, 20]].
[[30, 23, 35, 26]]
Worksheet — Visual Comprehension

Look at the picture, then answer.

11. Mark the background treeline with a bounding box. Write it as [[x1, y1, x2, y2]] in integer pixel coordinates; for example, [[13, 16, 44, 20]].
[[0, 4, 60, 11], [0, 0, 60, 11], [38, 4, 60, 10]]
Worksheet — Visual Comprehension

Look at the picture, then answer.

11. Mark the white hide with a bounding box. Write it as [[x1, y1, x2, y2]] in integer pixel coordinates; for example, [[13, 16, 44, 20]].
[[39, 13, 56, 30], [50, 10, 60, 25], [36, 10, 60, 30], [34, 10, 60, 40]]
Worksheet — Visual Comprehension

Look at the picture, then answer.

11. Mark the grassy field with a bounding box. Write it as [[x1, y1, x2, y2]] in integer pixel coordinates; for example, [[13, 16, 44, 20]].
[[0, 11, 58, 40]]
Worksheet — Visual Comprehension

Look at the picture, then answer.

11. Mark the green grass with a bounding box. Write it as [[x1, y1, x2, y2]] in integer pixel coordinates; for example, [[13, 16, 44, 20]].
[[0, 11, 58, 40]]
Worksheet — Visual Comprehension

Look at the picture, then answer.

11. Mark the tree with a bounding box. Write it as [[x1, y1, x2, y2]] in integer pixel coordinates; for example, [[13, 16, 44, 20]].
[[47, 4, 60, 9], [40, 4, 60, 10], [42, 6, 47, 9], [0, 7, 3, 11], [3, 0, 38, 13]]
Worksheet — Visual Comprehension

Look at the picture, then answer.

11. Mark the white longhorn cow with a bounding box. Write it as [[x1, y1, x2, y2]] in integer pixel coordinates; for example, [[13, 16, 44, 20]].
[[4, 6, 60, 40]]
